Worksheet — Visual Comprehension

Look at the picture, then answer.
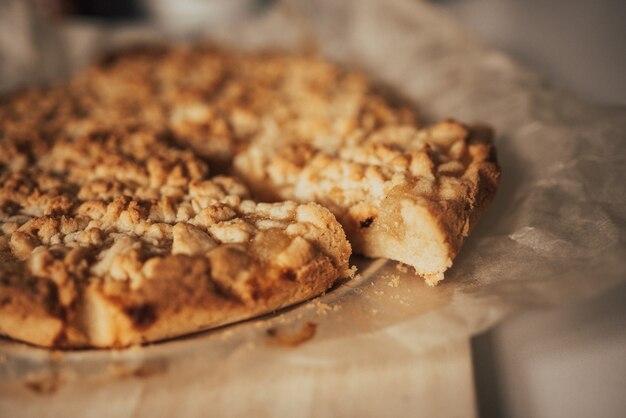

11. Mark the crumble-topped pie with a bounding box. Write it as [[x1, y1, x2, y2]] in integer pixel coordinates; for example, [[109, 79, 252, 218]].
[[0, 44, 498, 348]]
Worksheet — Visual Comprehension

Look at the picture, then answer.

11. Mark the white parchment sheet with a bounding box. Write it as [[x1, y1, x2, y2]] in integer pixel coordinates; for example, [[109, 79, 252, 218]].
[[0, 0, 624, 416]]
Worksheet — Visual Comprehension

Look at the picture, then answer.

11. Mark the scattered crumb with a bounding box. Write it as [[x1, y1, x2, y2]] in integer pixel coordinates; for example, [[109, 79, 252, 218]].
[[346, 265, 358, 279], [371, 309, 378, 315], [266, 322, 317, 347], [386, 275, 400, 288], [24, 371, 64, 395], [131, 362, 168, 379], [108, 360, 168, 380], [315, 301, 332, 315], [373, 290, 384, 296], [396, 263, 411, 273]]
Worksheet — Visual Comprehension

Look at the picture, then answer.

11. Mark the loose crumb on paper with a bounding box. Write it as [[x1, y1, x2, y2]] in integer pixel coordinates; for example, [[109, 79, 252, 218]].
[[23, 371, 64, 396], [346, 265, 358, 279], [396, 263, 411, 273], [386, 275, 400, 288], [266, 322, 317, 347], [315, 301, 332, 315]]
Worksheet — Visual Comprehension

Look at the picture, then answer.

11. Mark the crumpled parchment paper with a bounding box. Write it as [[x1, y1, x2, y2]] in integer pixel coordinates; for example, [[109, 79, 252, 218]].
[[1, 0, 625, 415]]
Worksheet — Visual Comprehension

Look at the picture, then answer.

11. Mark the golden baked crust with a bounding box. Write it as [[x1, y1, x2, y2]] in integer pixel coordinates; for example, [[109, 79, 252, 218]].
[[0, 128, 351, 348], [235, 121, 500, 285]]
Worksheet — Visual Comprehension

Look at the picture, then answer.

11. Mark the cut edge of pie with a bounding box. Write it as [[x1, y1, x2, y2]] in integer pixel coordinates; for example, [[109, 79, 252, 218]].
[[234, 122, 500, 285], [78, 239, 345, 348], [348, 125, 500, 285], [0, 200, 351, 348]]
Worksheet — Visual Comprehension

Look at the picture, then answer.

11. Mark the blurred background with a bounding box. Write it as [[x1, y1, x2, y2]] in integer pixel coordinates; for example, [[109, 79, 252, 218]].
[[2, 0, 624, 104], [0, 1, 624, 417], [433, 2, 626, 418], [438, 0, 626, 106]]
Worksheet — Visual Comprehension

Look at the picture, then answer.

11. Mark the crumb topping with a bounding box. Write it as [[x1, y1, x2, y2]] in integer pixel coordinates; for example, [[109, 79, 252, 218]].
[[0, 126, 350, 309], [236, 120, 480, 229]]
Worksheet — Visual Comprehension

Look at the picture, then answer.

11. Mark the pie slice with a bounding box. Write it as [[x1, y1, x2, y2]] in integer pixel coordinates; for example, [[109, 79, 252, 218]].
[[235, 120, 500, 285], [0, 129, 351, 348]]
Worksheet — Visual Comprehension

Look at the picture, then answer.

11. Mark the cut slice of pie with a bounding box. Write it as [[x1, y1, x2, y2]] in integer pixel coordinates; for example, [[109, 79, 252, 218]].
[[235, 120, 500, 285]]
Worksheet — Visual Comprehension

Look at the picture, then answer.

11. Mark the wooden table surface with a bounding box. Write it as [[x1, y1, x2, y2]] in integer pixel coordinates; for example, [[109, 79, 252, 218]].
[[1, 338, 477, 418]]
